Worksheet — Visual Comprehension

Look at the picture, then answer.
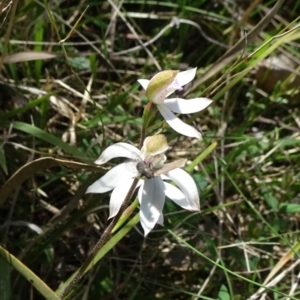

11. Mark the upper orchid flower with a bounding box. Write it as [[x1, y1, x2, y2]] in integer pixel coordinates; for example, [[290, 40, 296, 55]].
[[138, 68, 212, 139], [86, 135, 200, 236]]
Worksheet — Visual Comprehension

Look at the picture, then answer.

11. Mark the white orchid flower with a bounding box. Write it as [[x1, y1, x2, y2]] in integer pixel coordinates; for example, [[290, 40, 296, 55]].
[[86, 135, 200, 236], [138, 68, 212, 139]]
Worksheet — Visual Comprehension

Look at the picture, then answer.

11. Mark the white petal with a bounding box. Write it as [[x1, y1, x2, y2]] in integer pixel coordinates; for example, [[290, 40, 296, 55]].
[[163, 181, 195, 210], [160, 174, 170, 180], [138, 177, 165, 236], [163, 98, 212, 114], [86, 163, 135, 194], [158, 105, 202, 139], [166, 168, 200, 211], [109, 178, 142, 219], [94, 142, 140, 165], [157, 212, 164, 225], [137, 79, 150, 90], [176, 68, 197, 87]]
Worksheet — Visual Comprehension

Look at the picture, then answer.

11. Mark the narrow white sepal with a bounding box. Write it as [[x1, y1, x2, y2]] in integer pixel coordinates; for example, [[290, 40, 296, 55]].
[[163, 181, 195, 210], [94, 143, 140, 165], [158, 105, 202, 139], [109, 178, 140, 219], [86, 163, 135, 194], [176, 68, 197, 87], [166, 168, 200, 211], [137, 79, 150, 90], [163, 98, 212, 114], [157, 212, 164, 225]]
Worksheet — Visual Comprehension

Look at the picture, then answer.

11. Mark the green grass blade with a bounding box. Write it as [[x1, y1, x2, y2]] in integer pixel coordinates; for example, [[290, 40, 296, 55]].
[[0, 246, 60, 300], [0, 121, 91, 162]]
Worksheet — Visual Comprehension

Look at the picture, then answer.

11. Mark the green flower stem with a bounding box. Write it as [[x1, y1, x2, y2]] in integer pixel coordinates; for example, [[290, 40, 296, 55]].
[[59, 178, 139, 299], [0, 245, 60, 300], [112, 199, 139, 234], [140, 102, 157, 148]]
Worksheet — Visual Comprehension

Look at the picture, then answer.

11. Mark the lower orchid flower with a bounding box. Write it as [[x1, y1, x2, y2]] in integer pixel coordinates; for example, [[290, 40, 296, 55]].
[[86, 135, 200, 236]]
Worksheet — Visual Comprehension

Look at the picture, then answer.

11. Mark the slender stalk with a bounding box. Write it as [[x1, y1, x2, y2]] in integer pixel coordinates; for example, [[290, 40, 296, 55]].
[[60, 178, 139, 299], [140, 115, 147, 149], [140, 102, 157, 148]]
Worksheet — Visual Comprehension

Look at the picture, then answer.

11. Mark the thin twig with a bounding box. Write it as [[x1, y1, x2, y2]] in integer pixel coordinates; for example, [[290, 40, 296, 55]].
[[107, 0, 161, 70], [287, 269, 300, 300], [112, 16, 228, 57]]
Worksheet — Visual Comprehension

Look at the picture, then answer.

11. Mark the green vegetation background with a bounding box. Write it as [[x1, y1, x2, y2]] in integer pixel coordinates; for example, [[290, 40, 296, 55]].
[[1, 0, 300, 299]]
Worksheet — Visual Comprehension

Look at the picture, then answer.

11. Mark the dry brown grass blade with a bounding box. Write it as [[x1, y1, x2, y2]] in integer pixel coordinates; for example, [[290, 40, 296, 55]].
[[248, 242, 300, 300], [0, 1, 6, 13], [0, 157, 105, 208], [262, 242, 300, 286], [59, 5, 89, 44], [0, 0, 12, 30], [248, 259, 300, 300], [3, 51, 59, 63], [229, 0, 262, 45], [189, 0, 285, 92]]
